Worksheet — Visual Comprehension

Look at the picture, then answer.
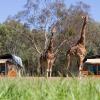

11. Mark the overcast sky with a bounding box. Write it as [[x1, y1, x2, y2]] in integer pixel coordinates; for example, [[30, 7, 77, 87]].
[[0, 0, 100, 23]]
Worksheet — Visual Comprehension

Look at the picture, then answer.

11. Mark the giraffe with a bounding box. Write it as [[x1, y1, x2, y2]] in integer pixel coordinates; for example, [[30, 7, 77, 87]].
[[66, 16, 88, 77], [39, 23, 67, 77], [40, 32, 55, 77]]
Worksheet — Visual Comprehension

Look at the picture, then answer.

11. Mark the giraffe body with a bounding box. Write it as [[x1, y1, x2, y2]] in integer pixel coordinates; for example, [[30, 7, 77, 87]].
[[67, 44, 86, 76]]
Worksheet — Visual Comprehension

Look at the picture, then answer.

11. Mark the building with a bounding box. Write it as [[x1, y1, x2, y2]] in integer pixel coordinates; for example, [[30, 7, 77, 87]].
[[82, 55, 100, 76], [0, 54, 24, 77]]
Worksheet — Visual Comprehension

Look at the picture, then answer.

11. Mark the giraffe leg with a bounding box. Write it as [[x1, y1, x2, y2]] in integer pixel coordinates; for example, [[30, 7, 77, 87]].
[[47, 60, 50, 77], [49, 63, 53, 77], [78, 55, 84, 77], [50, 58, 55, 77], [67, 54, 71, 77], [46, 69, 49, 77], [49, 68, 52, 77]]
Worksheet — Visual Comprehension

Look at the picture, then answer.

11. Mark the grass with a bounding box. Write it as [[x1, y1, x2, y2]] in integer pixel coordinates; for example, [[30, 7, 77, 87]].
[[0, 77, 100, 100]]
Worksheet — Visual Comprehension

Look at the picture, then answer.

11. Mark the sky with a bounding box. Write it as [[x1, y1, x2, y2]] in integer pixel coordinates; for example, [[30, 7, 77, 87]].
[[0, 0, 100, 23]]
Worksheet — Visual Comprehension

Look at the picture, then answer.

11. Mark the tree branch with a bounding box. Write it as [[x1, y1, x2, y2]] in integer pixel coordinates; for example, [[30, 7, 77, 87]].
[[32, 38, 41, 54], [23, 33, 41, 55], [54, 39, 67, 55]]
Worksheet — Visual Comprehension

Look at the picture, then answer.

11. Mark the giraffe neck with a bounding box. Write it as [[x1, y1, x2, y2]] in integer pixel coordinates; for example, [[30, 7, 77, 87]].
[[77, 19, 87, 46], [47, 40, 54, 53], [48, 33, 54, 53]]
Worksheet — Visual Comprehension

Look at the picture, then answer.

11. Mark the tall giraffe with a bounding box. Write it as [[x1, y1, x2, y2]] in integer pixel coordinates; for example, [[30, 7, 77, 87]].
[[66, 16, 88, 76], [40, 32, 55, 77], [39, 26, 67, 77]]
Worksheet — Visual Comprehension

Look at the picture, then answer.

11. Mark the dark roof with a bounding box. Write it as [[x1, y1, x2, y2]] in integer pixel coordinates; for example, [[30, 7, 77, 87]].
[[83, 55, 100, 63], [0, 54, 13, 59], [0, 54, 23, 67]]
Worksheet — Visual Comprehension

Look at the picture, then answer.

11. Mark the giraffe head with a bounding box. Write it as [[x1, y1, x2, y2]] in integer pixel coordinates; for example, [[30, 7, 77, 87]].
[[82, 15, 88, 24], [51, 25, 57, 33]]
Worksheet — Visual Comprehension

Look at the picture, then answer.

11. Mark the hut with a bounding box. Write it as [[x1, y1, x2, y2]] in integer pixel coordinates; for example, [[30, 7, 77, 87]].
[[82, 55, 100, 76], [0, 54, 24, 77]]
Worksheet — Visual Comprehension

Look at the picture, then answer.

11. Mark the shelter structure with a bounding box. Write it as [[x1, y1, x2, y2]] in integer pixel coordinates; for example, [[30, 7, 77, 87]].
[[82, 55, 100, 76], [0, 54, 24, 77]]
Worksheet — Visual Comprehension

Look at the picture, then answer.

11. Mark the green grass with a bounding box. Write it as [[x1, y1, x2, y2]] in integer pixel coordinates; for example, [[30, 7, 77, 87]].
[[0, 77, 100, 100]]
